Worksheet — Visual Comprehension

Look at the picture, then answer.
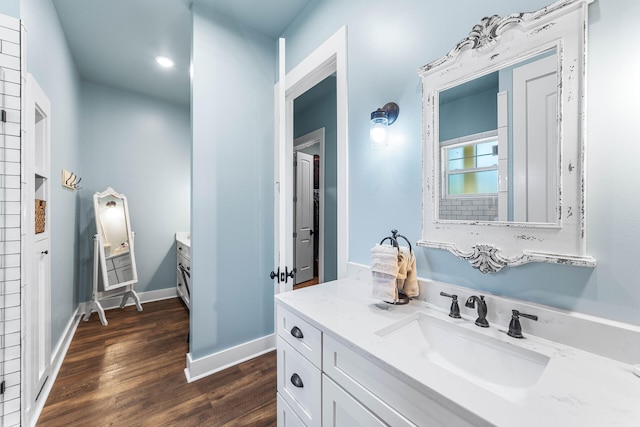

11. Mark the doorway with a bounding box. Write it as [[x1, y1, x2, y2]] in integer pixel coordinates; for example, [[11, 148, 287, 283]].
[[292, 75, 338, 289], [274, 27, 348, 294]]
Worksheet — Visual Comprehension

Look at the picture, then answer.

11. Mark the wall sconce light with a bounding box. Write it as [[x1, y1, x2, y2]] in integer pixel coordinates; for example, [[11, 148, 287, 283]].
[[370, 102, 399, 147]]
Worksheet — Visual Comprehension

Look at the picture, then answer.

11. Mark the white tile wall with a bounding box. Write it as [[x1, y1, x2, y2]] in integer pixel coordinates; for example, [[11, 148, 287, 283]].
[[439, 196, 499, 221], [0, 12, 21, 427]]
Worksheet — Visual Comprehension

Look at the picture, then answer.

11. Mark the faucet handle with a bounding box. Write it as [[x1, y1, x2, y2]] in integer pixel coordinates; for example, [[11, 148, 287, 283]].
[[439, 292, 461, 319], [508, 309, 538, 339]]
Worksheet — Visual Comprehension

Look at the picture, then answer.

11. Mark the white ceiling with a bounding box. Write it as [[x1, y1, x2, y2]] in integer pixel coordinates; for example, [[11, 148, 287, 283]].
[[52, 0, 311, 106]]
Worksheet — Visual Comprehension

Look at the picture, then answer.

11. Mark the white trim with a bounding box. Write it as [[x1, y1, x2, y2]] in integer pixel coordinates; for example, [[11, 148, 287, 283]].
[[79, 287, 178, 316], [27, 307, 82, 427], [184, 334, 276, 383], [294, 128, 324, 151], [294, 128, 325, 284]]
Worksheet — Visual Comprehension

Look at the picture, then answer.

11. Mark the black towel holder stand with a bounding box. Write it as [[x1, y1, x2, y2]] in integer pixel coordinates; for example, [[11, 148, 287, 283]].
[[379, 229, 412, 253], [378, 229, 412, 305]]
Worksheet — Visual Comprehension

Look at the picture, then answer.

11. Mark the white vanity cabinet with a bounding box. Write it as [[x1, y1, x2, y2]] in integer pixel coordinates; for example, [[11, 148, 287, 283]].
[[276, 303, 464, 427], [322, 375, 387, 427], [277, 279, 640, 427], [175, 233, 191, 309], [322, 335, 478, 427], [276, 305, 322, 426]]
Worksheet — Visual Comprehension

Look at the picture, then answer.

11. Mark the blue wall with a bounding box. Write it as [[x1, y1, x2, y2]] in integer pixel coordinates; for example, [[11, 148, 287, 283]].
[[294, 78, 338, 281], [78, 81, 191, 301], [283, 0, 640, 326], [0, 1, 19, 18], [191, 5, 275, 359], [21, 0, 83, 347], [439, 84, 498, 141]]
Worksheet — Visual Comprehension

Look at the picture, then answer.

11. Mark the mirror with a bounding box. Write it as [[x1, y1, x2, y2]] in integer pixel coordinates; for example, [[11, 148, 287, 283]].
[[418, 0, 596, 272], [439, 48, 557, 223], [93, 187, 138, 290]]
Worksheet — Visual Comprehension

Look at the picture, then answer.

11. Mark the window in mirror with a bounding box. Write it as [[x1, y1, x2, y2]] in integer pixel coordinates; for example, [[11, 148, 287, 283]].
[[443, 134, 499, 196]]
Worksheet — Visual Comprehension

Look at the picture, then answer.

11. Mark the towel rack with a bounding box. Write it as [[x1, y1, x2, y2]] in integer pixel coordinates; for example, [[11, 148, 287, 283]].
[[379, 229, 412, 253]]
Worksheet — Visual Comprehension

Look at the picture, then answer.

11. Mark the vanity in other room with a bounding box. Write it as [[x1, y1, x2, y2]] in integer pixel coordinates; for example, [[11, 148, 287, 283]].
[[176, 232, 191, 309]]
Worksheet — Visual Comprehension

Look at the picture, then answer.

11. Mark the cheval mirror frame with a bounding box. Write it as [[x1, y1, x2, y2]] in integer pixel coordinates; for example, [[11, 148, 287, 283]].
[[417, 0, 596, 273], [84, 187, 142, 325]]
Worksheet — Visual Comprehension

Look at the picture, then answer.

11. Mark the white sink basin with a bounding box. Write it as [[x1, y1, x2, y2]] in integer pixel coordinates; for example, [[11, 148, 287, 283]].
[[375, 312, 549, 403]]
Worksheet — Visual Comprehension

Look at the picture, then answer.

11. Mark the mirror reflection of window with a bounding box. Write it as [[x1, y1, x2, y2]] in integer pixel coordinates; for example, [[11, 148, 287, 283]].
[[443, 136, 499, 196]]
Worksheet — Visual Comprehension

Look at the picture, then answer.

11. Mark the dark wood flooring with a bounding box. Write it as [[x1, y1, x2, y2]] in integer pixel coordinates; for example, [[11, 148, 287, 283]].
[[37, 298, 277, 427], [293, 276, 319, 290]]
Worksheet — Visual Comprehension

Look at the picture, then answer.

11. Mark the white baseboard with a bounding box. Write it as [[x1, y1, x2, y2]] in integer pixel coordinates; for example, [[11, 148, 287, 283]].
[[184, 334, 276, 383], [28, 306, 82, 427], [79, 287, 178, 315]]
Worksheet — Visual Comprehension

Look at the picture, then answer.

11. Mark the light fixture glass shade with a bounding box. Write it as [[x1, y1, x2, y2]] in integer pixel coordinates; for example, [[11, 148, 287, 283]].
[[370, 102, 398, 148], [155, 56, 175, 68], [370, 112, 389, 147]]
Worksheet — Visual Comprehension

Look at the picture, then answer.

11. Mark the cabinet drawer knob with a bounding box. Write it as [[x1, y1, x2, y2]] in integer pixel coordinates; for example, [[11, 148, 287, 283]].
[[290, 326, 304, 339], [290, 373, 304, 388]]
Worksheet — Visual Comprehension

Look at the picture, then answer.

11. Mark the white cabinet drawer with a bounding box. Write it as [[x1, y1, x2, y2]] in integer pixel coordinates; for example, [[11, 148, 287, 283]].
[[322, 374, 387, 427], [323, 335, 482, 427], [277, 392, 307, 427], [277, 337, 321, 427], [277, 304, 322, 368]]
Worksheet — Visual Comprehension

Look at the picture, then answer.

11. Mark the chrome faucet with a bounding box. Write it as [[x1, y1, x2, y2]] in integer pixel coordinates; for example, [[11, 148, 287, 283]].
[[465, 295, 489, 327]]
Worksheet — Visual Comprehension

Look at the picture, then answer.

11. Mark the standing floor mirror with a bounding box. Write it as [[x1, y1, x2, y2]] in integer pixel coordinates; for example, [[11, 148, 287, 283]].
[[84, 187, 142, 325]]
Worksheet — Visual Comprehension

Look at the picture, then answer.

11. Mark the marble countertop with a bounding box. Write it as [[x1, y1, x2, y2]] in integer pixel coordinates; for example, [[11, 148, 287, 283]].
[[276, 278, 640, 426], [176, 232, 190, 248]]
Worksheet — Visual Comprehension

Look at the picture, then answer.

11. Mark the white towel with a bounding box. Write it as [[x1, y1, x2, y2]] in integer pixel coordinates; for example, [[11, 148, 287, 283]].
[[371, 244, 400, 303], [397, 247, 419, 297]]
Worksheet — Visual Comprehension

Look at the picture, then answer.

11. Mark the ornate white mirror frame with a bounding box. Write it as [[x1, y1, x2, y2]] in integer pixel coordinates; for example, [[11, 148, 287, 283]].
[[93, 187, 139, 290], [417, 0, 596, 273]]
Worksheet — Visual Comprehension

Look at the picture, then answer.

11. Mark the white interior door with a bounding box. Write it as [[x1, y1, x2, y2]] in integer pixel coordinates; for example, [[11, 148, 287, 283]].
[[294, 152, 314, 284], [513, 55, 557, 223]]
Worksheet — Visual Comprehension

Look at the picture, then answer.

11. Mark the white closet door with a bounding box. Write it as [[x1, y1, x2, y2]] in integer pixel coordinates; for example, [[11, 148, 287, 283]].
[[294, 152, 314, 284]]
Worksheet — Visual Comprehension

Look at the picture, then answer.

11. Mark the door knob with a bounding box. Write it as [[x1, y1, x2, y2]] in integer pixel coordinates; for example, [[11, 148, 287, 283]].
[[269, 268, 280, 283], [41, 250, 49, 255]]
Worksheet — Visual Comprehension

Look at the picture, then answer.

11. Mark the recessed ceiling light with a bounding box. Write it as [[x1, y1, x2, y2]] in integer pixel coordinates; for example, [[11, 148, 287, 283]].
[[155, 56, 175, 68]]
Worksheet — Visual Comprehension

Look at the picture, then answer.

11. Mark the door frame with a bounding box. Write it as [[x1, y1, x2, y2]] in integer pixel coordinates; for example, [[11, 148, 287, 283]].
[[275, 27, 348, 293], [294, 128, 325, 284]]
